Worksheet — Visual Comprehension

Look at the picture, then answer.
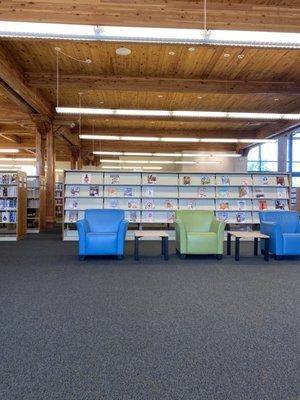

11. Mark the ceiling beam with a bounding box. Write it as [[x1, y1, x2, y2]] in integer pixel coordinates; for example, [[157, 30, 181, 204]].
[[0, 1, 299, 32], [25, 73, 300, 96], [0, 45, 53, 117], [0, 134, 21, 143], [55, 125, 80, 147]]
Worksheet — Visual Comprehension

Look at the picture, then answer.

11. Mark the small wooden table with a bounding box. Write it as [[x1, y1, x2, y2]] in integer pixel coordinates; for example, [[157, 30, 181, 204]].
[[227, 231, 270, 261], [134, 230, 169, 261]]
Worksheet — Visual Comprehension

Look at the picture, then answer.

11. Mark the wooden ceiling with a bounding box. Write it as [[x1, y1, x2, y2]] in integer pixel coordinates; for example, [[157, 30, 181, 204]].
[[0, 1, 299, 163]]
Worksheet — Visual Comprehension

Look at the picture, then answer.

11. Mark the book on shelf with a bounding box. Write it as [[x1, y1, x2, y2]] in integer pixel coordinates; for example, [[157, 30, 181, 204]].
[[258, 200, 268, 210], [187, 200, 196, 209], [124, 187, 133, 197], [221, 175, 230, 185], [167, 211, 175, 223], [144, 199, 155, 209], [110, 199, 119, 208], [241, 178, 250, 186], [129, 211, 138, 223], [110, 174, 120, 185], [275, 200, 285, 210], [259, 176, 269, 185], [128, 199, 138, 209], [276, 176, 285, 186], [70, 186, 80, 196], [217, 187, 229, 198], [218, 200, 229, 210], [239, 186, 250, 198], [108, 187, 118, 197], [0, 210, 16, 223], [0, 186, 17, 197], [217, 211, 229, 222], [236, 212, 246, 223], [89, 185, 99, 197], [0, 198, 17, 209], [165, 199, 175, 209], [147, 174, 157, 184], [68, 211, 79, 223], [145, 187, 154, 197], [145, 211, 154, 222], [277, 187, 287, 198], [237, 200, 246, 211], [28, 199, 39, 208], [67, 199, 78, 210], [201, 176, 211, 185], [254, 187, 264, 198], [198, 187, 208, 198], [81, 173, 92, 184], [183, 176, 191, 185]]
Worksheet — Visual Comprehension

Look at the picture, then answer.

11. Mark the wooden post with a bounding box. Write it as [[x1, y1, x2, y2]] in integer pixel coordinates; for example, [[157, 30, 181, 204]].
[[35, 129, 46, 176], [70, 155, 76, 170], [77, 150, 83, 170], [46, 123, 56, 229]]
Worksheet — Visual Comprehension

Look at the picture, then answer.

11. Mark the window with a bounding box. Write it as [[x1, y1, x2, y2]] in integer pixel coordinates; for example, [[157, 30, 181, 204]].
[[247, 142, 278, 172], [288, 130, 300, 185]]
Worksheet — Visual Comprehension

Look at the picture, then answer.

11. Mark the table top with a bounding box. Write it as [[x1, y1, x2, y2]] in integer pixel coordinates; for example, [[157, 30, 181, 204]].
[[227, 230, 269, 239], [134, 230, 169, 238]]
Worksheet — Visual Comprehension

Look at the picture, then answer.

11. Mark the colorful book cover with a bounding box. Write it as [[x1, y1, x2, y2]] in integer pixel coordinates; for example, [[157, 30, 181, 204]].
[[218, 200, 229, 210], [110, 174, 120, 185], [9, 211, 16, 223], [146, 211, 154, 222], [198, 187, 208, 198], [217, 212, 229, 222], [167, 211, 175, 223], [89, 185, 99, 197], [70, 186, 80, 196], [260, 176, 269, 185], [110, 199, 119, 208], [201, 176, 211, 185], [275, 200, 285, 210], [277, 187, 287, 198], [237, 200, 246, 211], [128, 199, 138, 209], [221, 175, 230, 185], [81, 173, 91, 184], [124, 187, 133, 197], [11, 173, 17, 184], [258, 200, 268, 210], [165, 199, 174, 209], [239, 186, 250, 198], [0, 199, 5, 210], [108, 187, 118, 197], [187, 200, 196, 209], [217, 187, 229, 198], [241, 178, 250, 186], [183, 176, 191, 185], [236, 212, 246, 223], [68, 199, 78, 210], [1, 211, 9, 223], [254, 187, 264, 198], [129, 211, 138, 223], [145, 187, 154, 197], [144, 199, 155, 209], [147, 174, 157, 184], [276, 176, 285, 186], [69, 211, 79, 223]]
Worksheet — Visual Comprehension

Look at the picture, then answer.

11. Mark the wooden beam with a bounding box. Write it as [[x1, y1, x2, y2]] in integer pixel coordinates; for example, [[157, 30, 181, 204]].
[[0, 79, 35, 113], [0, 134, 21, 143], [54, 126, 80, 147], [26, 73, 300, 96], [0, 1, 299, 32], [0, 141, 35, 149], [0, 45, 53, 116]]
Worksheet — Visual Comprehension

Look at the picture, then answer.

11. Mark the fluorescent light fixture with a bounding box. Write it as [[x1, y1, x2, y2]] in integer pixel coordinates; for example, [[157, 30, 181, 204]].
[[121, 136, 160, 142], [183, 153, 211, 157], [142, 167, 163, 170], [123, 160, 149, 164], [124, 152, 152, 156], [239, 139, 277, 143], [149, 161, 174, 164], [93, 151, 123, 155], [99, 159, 122, 163], [0, 149, 19, 153], [58, 107, 300, 121], [174, 161, 197, 164], [197, 161, 221, 164], [161, 137, 200, 143], [213, 153, 241, 158], [1, 22, 300, 49], [101, 166, 123, 170], [80, 134, 120, 140], [0, 157, 35, 161], [201, 138, 238, 143], [153, 153, 182, 157]]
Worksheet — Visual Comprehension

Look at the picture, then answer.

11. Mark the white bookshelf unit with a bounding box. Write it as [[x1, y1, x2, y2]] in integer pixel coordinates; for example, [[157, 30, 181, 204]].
[[27, 176, 46, 233], [63, 170, 291, 240], [0, 171, 27, 241], [55, 182, 63, 223]]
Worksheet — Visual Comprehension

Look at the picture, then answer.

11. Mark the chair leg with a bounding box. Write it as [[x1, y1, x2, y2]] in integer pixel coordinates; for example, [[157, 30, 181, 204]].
[[216, 254, 223, 260], [79, 256, 85, 261]]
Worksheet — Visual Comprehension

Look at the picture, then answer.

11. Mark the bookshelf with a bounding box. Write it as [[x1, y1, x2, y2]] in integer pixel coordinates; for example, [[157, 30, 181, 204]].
[[63, 170, 291, 240], [55, 182, 63, 223], [291, 187, 300, 211], [0, 171, 27, 241], [27, 176, 46, 233]]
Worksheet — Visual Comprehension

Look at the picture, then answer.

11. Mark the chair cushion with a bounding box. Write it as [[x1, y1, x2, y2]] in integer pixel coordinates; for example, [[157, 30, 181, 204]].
[[282, 233, 300, 255], [187, 231, 217, 254], [86, 232, 118, 255]]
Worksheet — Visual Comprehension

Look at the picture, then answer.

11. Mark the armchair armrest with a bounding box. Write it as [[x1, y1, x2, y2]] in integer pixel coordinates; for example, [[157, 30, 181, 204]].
[[260, 221, 282, 237], [296, 217, 300, 233], [175, 219, 187, 253], [210, 218, 226, 254], [117, 219, 128, 255], [76, 219, 90, 256]]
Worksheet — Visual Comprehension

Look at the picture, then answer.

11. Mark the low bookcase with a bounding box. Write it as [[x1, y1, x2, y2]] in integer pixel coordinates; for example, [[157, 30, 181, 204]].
[[27, 176, 46, 233]]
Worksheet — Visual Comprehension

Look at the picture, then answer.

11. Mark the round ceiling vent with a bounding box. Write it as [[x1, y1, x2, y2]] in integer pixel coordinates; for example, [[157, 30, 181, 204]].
[[115, 47, 131, 56]]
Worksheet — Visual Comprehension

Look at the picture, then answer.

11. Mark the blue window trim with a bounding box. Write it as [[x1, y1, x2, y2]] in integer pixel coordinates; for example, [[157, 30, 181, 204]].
[[288, 131, 300, 180]]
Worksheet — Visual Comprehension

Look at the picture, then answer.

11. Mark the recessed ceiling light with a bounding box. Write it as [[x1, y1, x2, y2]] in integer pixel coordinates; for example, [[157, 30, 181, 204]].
[[197, 96, 202, 99], [237, 54, 245, 59], [274, 98, 279, 101], [224, 53, 230, 58], [115, 47, 131, 56], [188, 47, 196, 52], [168, 51, 175, 55], [100, 101, 104, 104], [158, 95, 163, 98], [85, 58, 92, 64]]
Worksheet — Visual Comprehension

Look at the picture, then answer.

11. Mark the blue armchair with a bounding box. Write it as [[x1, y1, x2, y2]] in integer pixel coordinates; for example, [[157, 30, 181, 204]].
[[259, 211, 300, 257], [76, 209, 128, 260]]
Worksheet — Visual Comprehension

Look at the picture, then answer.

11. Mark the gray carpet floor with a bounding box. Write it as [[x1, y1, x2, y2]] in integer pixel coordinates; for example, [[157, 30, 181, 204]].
[[0, 234, 299, 400]]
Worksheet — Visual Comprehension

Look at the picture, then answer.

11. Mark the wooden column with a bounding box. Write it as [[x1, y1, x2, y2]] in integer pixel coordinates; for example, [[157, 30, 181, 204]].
[[70, 155, 76, 170], [77, 150, 83, 170], [35, 129, 46, 176], [46, 123, 56, 229]]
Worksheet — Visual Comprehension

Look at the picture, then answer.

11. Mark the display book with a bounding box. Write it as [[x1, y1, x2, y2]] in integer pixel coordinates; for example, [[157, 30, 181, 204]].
[[0, 171, 27, 240], [63, 170, 291, 239], [55, 182, 63, 222], [26, 176, 46, 232]]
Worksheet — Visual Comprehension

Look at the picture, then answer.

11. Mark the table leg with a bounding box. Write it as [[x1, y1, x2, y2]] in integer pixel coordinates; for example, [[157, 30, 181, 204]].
[[235, 237, 240, 261], [134, 236, 139, 261], [161, 237, 164, 255], [163, 237, 169, 261], [264, 238, 269, 262], [254, 237, 258, 256], [227, 232, 231, 255]]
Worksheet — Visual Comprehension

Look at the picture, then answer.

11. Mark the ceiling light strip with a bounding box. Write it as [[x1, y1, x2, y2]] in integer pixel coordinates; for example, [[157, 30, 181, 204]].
[[1, 22, 300, 49]]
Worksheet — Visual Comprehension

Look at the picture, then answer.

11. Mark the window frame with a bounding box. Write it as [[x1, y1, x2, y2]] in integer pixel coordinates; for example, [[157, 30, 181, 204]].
[[288, 130, 300, 185], [247, 142, 278, 172]]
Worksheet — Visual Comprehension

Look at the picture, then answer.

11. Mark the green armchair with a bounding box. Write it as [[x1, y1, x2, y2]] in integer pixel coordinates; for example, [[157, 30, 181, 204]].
[[175, 210, 226, 259]]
